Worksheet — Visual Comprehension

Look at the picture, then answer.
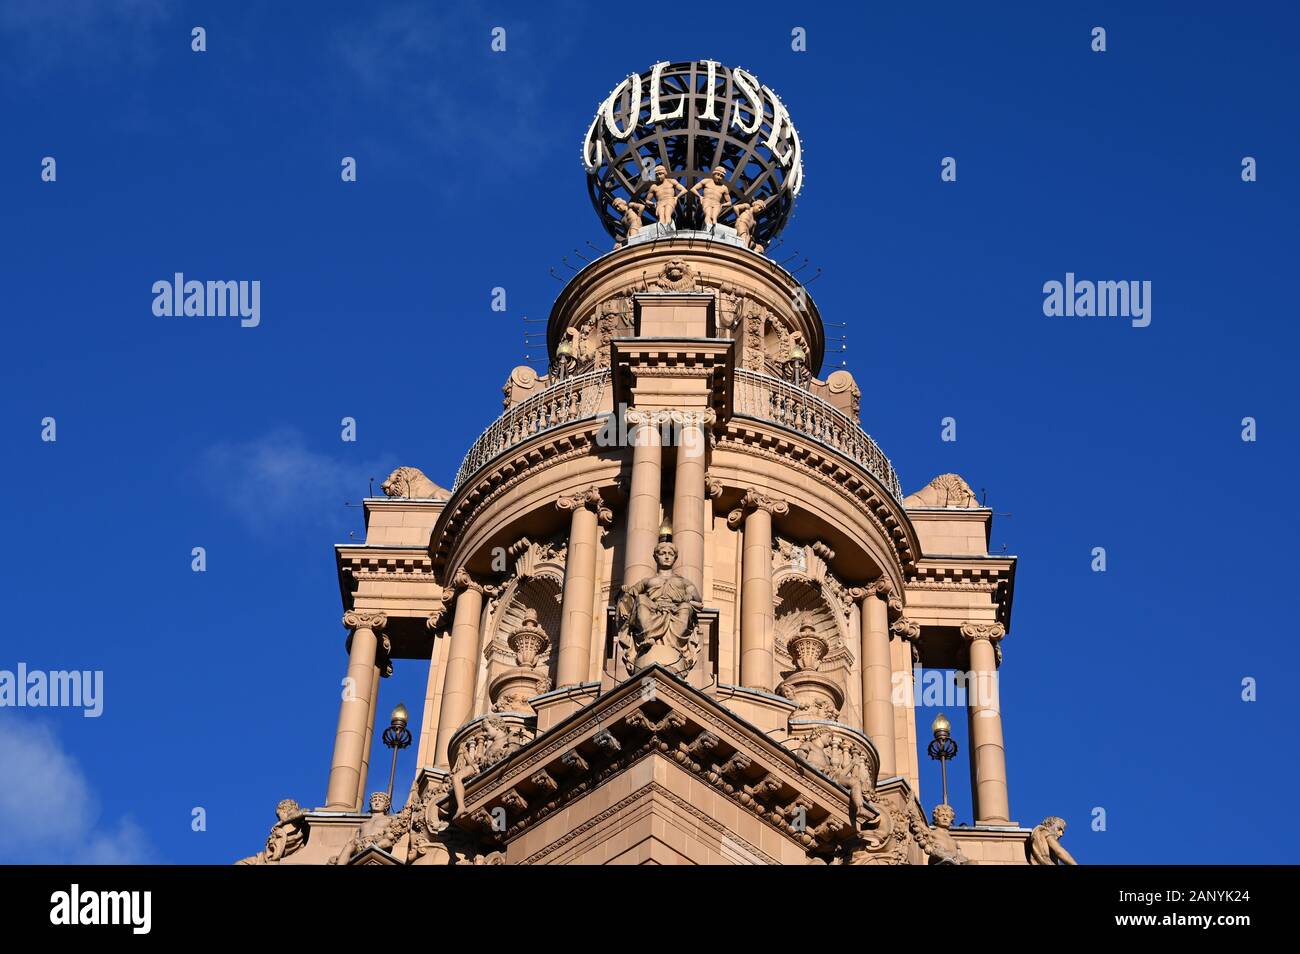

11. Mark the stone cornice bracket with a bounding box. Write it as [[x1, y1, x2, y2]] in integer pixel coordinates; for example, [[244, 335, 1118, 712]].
[[725, 488, 791, 529], [556, 485, 614, 524]]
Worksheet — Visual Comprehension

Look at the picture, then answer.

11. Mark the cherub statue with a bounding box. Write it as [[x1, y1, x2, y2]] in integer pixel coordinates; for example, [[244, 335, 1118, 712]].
[[615, 541, 703, 676], [689, 166, 731, 228], [328, 792, 401, 865], [731, 197, 767, 251], [1028, 816, 1077, 866], [926, 804, 971, 865], [612, 197, 648, 245], [236, 798, 308, 865], [643, 165, 688, 228]]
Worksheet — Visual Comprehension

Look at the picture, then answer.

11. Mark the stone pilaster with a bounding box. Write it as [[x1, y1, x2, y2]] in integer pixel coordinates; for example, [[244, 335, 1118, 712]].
[[727, 488, 788, 691], [961, 621, 1012, 826], [555, 486, 613, 687], [325, 611, 388, 811]]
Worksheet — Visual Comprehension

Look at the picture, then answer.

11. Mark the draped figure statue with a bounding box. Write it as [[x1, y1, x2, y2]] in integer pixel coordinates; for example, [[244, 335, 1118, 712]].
[[616, 541, 703, 676]]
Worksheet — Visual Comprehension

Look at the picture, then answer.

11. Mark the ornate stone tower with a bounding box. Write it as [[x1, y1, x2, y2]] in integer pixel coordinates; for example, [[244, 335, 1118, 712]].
[[240, 60, 1076, 867]]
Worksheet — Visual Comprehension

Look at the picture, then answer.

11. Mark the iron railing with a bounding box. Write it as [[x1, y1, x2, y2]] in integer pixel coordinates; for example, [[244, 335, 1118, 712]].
[[452, 370, 611, 490], [733, 369, 903, 501]]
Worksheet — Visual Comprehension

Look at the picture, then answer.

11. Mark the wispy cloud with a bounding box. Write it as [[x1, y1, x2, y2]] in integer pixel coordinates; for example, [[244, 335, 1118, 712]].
[[198, 428, 393, 535], [334, 1, 582, 183], [0, 0, 172, 82], [0, 718, 156, 864]]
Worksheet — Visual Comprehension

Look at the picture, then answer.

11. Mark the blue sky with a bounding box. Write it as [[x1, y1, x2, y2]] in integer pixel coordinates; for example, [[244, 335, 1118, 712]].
[[1, 1, 1296, 864]]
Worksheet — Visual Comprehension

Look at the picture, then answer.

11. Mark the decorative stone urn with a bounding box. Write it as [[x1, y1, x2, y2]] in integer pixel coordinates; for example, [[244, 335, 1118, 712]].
[[507, 609, 549, 668], [488, 610, 552, 714], [787, 624, 828, 671], [776, 624, 844, 720]]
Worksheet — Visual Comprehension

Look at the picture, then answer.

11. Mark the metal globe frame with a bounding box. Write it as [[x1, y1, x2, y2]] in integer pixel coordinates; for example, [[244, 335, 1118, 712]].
[[583, 61, 802, 248]]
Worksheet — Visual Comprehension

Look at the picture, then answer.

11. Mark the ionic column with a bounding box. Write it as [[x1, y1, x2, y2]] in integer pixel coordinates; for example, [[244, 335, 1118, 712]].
[[856, 583, 896, 778], [355, 662, 382, 809], [325, 611, 388, 811], [555, 486, 612, 687], [623, 410, 663, 588], [962, 621, 1011, 825], [432, 570, 490, 769], [727, 488, 789, 690], [670, 410, 714, 594]]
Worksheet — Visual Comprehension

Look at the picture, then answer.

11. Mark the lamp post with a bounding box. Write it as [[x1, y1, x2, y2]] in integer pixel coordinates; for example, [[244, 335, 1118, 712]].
[[927, 712, 958, 807], [381, 703, 413, 808], [555, 339, 574, 381]]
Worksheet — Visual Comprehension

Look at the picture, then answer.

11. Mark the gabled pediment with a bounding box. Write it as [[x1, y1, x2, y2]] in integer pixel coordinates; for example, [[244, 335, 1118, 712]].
[[346, 844, 403, 866], [450, 665, 865, 864]]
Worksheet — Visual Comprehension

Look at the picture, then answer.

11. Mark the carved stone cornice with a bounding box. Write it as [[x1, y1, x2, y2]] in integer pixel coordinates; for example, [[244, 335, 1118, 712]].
[[726, 488, 791, 529], [959, 622, 1005, 644], [431, 423, 609, 568], [555, 485, 614, 524], [713, 433, 915, 573]]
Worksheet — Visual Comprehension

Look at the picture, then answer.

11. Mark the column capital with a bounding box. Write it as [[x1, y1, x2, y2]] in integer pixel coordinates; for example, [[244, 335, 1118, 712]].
[[704, 475, 724, 500], [625, 408, 672, 427], [726, 488, 790, 529], [667, 408, 717, 428], [342, 612, 392, 676], [450, 567, 498, 597], [960, 621, 1006, 644], [849, 577, 893, 602], [556, 485, 614, 523], [890, 617, 920, 641], [342, 610, 387, 632]]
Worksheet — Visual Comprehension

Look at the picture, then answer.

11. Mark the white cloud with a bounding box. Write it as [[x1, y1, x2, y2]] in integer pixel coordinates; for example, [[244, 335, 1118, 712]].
[[198, 428, 395, 534], [0, 718, 155, 864]]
